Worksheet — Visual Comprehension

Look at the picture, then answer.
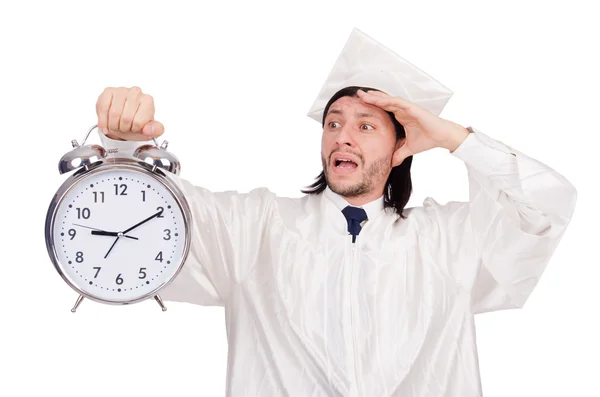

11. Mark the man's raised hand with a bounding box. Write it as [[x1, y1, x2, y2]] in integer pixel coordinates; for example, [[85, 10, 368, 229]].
[[96, 86, 165, 141]]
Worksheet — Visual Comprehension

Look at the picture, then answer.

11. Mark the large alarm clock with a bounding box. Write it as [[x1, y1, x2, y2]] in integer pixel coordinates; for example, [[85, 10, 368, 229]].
[[45, 124, 192, 312]]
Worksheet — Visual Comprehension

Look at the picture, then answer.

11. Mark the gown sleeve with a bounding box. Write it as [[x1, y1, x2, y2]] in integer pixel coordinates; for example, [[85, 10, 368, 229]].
[[97, 131, 276, 307], [420, 126, 577, 314]]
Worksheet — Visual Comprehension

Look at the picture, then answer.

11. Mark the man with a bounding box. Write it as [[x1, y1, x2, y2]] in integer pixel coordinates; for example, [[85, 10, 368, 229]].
[[94, 29, 576, 397]]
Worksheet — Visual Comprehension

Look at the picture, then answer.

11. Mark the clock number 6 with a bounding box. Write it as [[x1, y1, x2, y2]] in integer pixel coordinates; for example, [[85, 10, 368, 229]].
[[115, 273, 123, 285]]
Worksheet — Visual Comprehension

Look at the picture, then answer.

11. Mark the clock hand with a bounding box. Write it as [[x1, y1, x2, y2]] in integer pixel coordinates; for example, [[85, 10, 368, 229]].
[[91, 230, 117, 236], [104, 236, 119, 259], [74, 224, 138, 240], [72, 223, 105, 231], [90, 230, 139, 240], [122, 209, 164, 234]]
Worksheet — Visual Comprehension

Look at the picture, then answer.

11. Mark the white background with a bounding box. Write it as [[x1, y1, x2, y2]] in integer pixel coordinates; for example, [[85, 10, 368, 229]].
[[1, 0, 598, 396]]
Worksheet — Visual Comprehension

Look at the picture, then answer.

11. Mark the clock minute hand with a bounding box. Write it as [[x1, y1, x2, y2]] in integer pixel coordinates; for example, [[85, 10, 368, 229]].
[[123, 209, 164, 234]]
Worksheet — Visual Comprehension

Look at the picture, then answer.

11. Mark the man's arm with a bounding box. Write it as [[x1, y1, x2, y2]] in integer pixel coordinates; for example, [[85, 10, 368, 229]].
[[423, 126, 577, 314], [95, 87, 276, 307], [357, 89, 577, 313]]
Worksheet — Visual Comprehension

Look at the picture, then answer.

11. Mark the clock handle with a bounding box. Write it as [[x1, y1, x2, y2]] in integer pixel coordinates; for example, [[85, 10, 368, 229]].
[[79, 124, 159, 147], [71, 294, 85, 313], [154, 295, 167, 311]]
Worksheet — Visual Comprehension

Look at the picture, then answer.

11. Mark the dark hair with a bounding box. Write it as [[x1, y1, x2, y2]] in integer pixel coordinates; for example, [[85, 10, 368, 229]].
[[301, 86, 413, 219]]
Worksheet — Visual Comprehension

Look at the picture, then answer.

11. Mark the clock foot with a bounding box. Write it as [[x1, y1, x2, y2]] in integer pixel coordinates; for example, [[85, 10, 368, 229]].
[[71, 294, 85, 312], [154, 294, 167, 311]]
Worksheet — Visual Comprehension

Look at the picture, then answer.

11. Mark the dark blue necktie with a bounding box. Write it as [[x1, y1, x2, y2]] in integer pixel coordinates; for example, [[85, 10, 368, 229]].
[[342, 206, 368, 243]]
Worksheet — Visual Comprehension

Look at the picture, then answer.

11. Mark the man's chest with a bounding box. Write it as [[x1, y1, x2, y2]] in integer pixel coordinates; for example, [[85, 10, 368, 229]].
[[236, 233, 469, 391]]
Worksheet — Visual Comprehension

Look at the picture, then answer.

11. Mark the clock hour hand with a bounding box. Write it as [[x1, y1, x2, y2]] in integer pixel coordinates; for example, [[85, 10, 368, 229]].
[[91, 230, 118, 237], [90, 230, 139, 240], [73, 223, 138, 240]]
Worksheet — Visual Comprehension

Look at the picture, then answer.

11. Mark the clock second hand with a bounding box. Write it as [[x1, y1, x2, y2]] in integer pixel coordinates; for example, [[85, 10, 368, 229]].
[[104, 236, 119, 259]]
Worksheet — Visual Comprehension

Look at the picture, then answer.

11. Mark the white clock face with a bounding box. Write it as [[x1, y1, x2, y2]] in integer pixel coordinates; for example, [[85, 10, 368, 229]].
[[49, 166, 188, 303]]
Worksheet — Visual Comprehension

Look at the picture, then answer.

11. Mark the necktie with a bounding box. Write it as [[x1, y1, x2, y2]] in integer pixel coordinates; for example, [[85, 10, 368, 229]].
[[342, 206, 368, 243]]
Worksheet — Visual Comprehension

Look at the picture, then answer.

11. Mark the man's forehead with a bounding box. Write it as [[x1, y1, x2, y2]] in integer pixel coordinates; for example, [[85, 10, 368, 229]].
[[327, 97, 385, 120]]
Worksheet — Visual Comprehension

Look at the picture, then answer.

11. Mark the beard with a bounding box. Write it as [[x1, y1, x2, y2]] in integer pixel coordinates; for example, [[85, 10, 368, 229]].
[[322, 153, 392, 198]]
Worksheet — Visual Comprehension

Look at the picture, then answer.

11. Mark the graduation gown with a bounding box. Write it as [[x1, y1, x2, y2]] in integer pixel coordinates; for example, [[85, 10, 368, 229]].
[[99, 126, 576, 397]]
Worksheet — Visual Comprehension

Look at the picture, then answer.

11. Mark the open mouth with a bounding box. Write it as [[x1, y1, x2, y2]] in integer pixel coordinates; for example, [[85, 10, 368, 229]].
[[331, 154, 359, 174], [335, 158, 358, 169]]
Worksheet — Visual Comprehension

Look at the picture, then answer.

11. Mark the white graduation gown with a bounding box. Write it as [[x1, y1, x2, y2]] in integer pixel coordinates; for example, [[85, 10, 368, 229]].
[[99, 126, 576, 397]]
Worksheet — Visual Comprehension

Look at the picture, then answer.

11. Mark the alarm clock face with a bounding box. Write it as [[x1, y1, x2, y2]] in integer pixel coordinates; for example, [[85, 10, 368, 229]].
[[47, 164, 190, 303]]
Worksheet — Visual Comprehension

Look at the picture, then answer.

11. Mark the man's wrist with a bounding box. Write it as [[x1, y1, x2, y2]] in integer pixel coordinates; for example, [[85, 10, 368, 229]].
[[443, 125, 472, 153]]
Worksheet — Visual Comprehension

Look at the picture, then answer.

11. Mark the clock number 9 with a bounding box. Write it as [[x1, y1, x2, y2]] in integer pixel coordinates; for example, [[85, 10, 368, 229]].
[[68, 229, 76, 240]]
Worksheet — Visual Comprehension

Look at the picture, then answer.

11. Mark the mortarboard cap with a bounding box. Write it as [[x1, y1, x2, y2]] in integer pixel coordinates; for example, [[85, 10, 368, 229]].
[[307, 28, 454, 123]]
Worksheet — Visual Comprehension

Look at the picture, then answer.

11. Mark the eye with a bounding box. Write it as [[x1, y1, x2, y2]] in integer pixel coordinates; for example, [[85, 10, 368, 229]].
[[360, 124, 375, 131], [328, 121, 341, 128]]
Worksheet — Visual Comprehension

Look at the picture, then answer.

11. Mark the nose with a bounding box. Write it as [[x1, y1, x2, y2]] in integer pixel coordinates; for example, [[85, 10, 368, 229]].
[[335, 124, 356, 147]]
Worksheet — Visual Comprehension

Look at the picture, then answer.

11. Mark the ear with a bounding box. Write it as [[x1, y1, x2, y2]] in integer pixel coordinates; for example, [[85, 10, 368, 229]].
[[391, 138, 410, 167]]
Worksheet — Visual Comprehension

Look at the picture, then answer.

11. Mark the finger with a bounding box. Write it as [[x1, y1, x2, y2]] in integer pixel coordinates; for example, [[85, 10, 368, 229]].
[[96, 88, 114, 131], [134, 94, 155, 134], [360, 93, 409, 110], [357, 89, 391, 99], [358, 89, 412, 109], [119, 87, 142, 132], [361, 89, 390, 97], [358, 92, 402, 109], [361, 96, 417, 124], [369, 99, 411, 120], [107, 89, 127, 132], [142, 120, 164, 137]]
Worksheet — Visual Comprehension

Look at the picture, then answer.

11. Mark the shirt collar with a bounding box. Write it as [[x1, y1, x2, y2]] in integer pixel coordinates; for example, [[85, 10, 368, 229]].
[[323, 186, 384, 222]]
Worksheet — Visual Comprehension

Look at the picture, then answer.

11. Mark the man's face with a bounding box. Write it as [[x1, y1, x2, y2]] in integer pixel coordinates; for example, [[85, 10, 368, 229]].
[[321, 95, 400, 199]]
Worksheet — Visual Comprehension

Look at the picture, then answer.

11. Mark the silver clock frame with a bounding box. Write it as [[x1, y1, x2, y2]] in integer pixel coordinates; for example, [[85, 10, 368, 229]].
[[45, 158, 193, 312]]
